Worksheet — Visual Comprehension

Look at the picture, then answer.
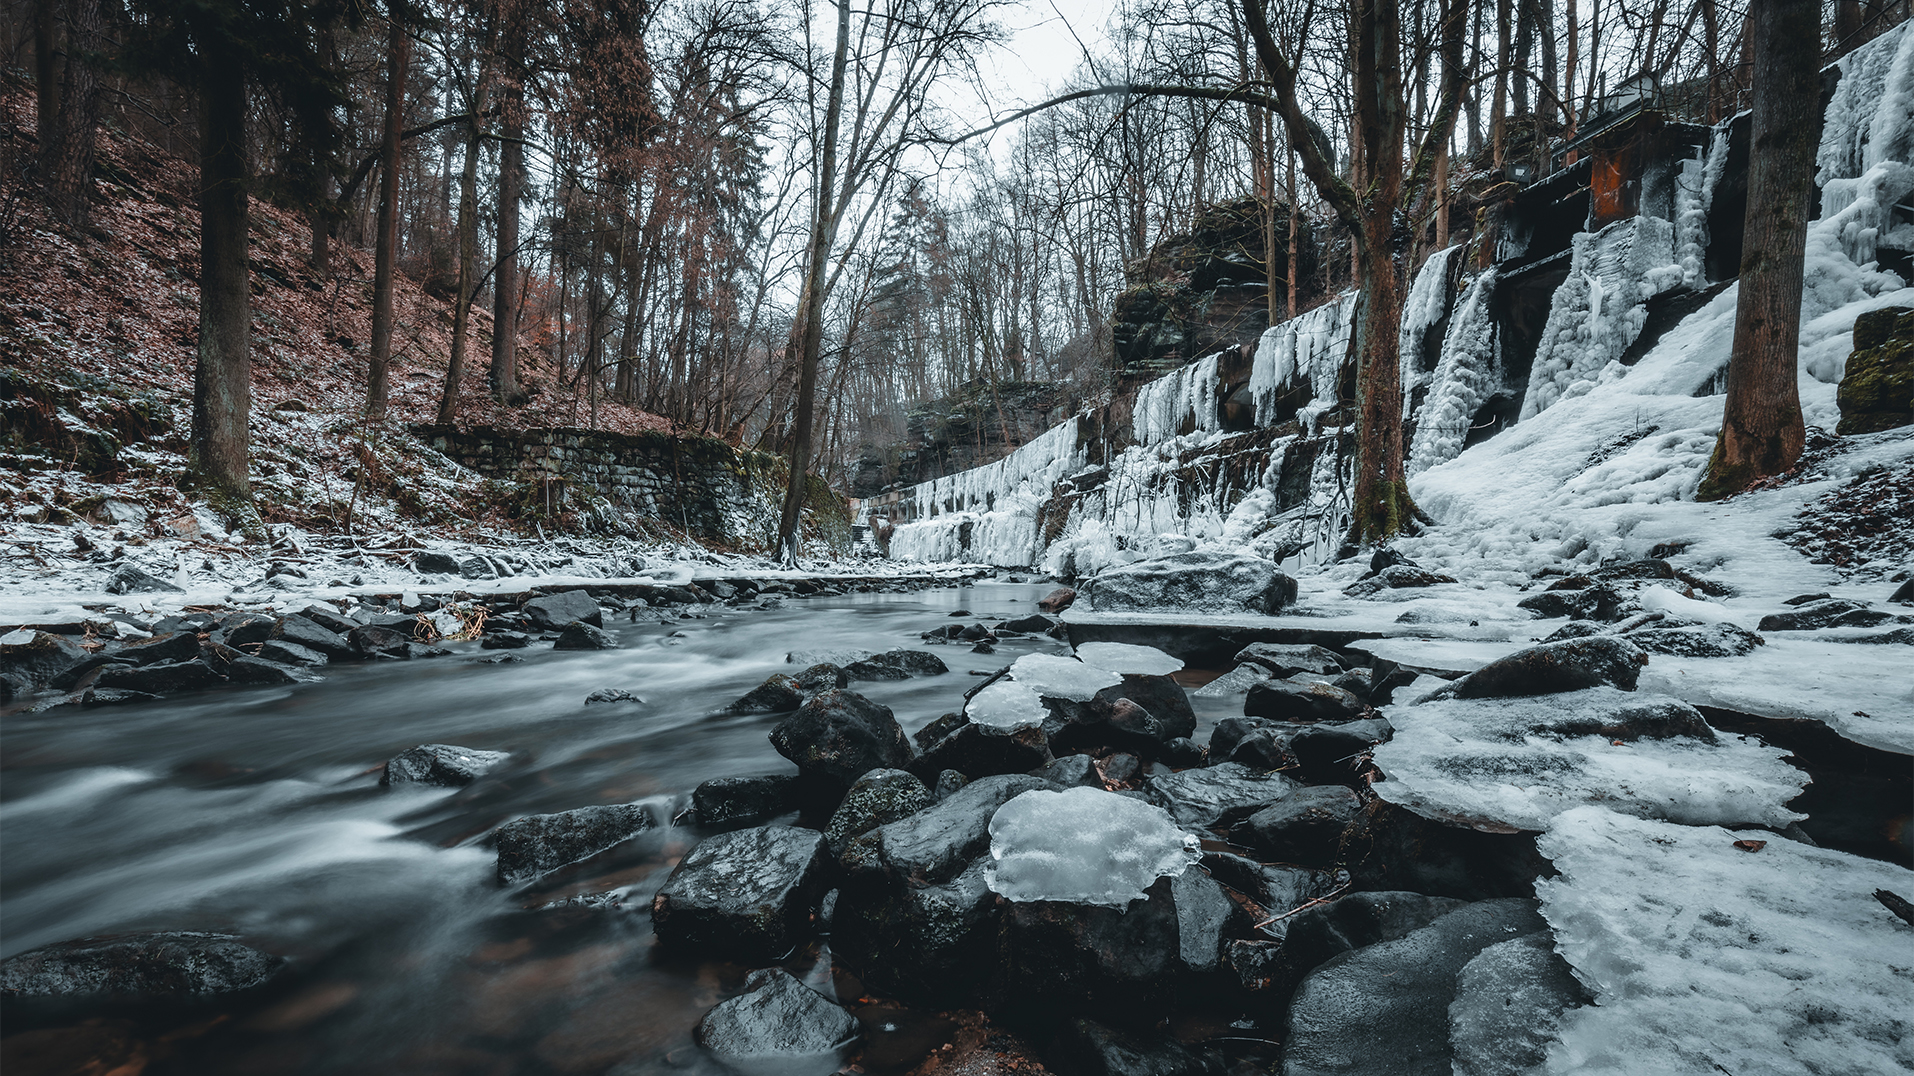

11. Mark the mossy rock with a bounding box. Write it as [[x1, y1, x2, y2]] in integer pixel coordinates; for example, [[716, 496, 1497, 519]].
[[1839, 307, 1914, 435]]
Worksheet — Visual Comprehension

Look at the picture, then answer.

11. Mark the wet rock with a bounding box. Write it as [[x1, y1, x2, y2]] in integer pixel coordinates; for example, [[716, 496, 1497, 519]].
[[414, 550, 462, 575], [219, 613, 275, 646], [1444, 637, 1649, 698], [846, 649, 950, 681], [1208, 716, 1283, 763], [1049, 1017, 1207, 1076], [917, 722, 1054, 780], [257, 639, 327, 667], [1226, 938, 1285, 993], [915, 712, 970, 751], [1098, 674, 1197, 740], [1449, 932, 1590, 1076], [1281, 899, 1547, 1076], [0, 630, 91, 687], [1035, 754, 1105, 788], [1146, 763, 1297, 829], [834, 858, 1002, 1004], [651, 825, 829, 960], [1757, 598, 1870, 631], [690, 774, 800, 825], [729, 674, 806, 714], [1083, 551, 1297, 615], [1243, 679, 1365, 723], [1277, 891, 1468, 980], [694, 967, 858, 1064], [0, 932, 283, 1000], [794, 662, 851, 691], [522, 589, 604, 630], [82, 687, 159, 706], [1232, 786, 1363, 864], [224, 655, 316, 685], [1289, 720, 1390, 785], [553, 622, 617, 650], [584, 688, 643, 705], [933, 769, 970, 801], [383, 743, 511, 787], [1340, 801, 1549, 900], [95, 659, 223, 695], [271, 615, 353, 660], [1516, 582, 1630, 622], [105, 564, 183, 595], [1038, 588, 1078, 613], [1004, 613, 1058, 634], [45, 652, 133, 691], [408, 643, 453, 660], [348, 624, 414, 660], [826, 769, 933, 854], [841, 773, 1050, 886], [481, 630, 533, 650], [1329, 669, 1374, 703], [1343, 565, 1459, 597], [770, 690, 915, 803], [495, 802, 655, 883], [1161, 738, 1205, 768], [118, 630, 203, 666]]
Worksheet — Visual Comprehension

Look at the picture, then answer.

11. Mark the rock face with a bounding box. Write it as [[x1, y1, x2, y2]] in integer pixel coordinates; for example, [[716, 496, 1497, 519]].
[[382, 743, 510, 787], [0, 932, 284, 1000], [769, 690, 914, 802], [694, 968, 858, 1064], [690, 774, 801, 825], [1446, 637, 1648, 698], [1083, 551, 1297, 615], [1282, 899, 1547, 1076], [1448, 932, 1590, 1076], [651, 825, 829, 960], [522, 589, 604, 630], [495, 803, 655, 883], [1837, 305, 1914, 434]]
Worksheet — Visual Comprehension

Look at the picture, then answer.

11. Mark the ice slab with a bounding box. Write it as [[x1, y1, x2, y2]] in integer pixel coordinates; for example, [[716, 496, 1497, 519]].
[[1073, 641, 1185, 676], [1638, 638, 1914, 755], [1373, 688, 1806, 831], [965, 679, 1048, 731], [1538, 806, 1914, 1075], [1349, 637, 1514, 675], [986, 786, 1196, 906], [1009, 653, 1121, 701]]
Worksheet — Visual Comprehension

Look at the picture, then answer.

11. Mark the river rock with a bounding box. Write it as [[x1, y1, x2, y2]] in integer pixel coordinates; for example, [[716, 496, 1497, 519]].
[[1, 630, 91, 687], [1234, 643, 1347, 677], [82, 687, 160, 706], [220, 613, 275, 646], [1146, 763, 1297, 829], [1278, 891, 1468, 980], [481, 631, 532, 650], [105, 564, 182, 594], [651, 825, 829, 960], [257, 639, 327, 667], [553, 622, 617, 650], [584, 688, 643, 705], [382, 743, 510, 787], [845, 649, 949, 681], [1438, 636, 1648, 698], [224, 654, 316, 685], [794, 662, 851, 691], [1622, 623, 1764, 658], [1340, 800, 1549, 901], [1099, 674, 1197, 739], [1288, 720, 1390, 785], [1244, 679, 1365, 723], [348, 624, 414, 659], [270, 614, 353, 660], [770, 690, 914, 803], [0, 932, 283, 1000], [1515, 582, 1631, 622], [1050, 1017, 1208, 1076], [1343, 565, 1458, 597], [826, 769, 933, 854], [414, 550, 462, 575], [1233, 786, 1363, 865], [1004, 613, 1057, 634], [522, 590, 604, 630], [842, 773, 1051, 886], [1083, 551, 1297, 615], [696, 967, 858, 1067], [1756, 598, 1870, 631], [833, 857, 1002, 1004], [118, 630, 203, 666], [1035, 754, 1105, 788], [95, 658, 223, 695], [729, 673, 806, 714], [1038, 588, 1077, 613], [1448, 932, 1590, 1076], [1281, 898, 1547, 1076], [495, 802, 655, 883], [690, 774, 800, 825], [916, 722, 1054, 781]]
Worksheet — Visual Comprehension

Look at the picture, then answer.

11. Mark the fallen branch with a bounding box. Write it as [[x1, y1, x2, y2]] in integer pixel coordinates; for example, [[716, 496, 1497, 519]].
[[1253, 881, 1353, 931]]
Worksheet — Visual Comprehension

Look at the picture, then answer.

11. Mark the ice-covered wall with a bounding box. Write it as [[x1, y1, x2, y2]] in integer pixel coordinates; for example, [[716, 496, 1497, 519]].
[[1819, 22, 1914, 185], [1675, 123, 1730, 288], [1407, 268, 1500, 475], [1133, 351, 1223, 444], [1399, 244, 1463, 403], [1248, 291, 1360, 431]]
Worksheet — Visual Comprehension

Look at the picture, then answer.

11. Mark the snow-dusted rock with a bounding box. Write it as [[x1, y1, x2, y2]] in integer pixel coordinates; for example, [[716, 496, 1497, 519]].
[[1082, 550, 1298, 615], [694, 968, 857, 1066], [521, 589, 602, 630], [985, 787, 1195, 906], [1442, 636, 1650, 698], [494, 802, 654, 883]]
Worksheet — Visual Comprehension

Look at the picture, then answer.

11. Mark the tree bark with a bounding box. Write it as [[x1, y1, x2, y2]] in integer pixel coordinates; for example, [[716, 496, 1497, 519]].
[[367, 13, 410, 420], [438, 65, 489, 428], [490, 16, 526, 406], [190, 52, 252, 506], [43, 0, 103, 231], [1697, 0, 1817, 500], [35, 0, 60, 150]]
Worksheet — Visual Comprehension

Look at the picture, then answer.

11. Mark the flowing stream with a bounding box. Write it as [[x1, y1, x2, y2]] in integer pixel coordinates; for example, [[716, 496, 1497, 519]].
[[0, 581, 1240, 1075]]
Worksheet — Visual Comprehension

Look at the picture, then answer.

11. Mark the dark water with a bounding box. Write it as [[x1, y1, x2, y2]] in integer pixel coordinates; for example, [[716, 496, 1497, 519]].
[[3, 581, 1232, 1075]]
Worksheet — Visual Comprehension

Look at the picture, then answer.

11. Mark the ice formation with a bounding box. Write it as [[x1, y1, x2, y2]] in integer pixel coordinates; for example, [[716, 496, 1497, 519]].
[[1407, 268, 1500, 475], [1537, 807, 1914, 1075], [1133, 351, 1223, 444], [1521, 216, 1686, 420], [1248, 291, 1360, 430], [964, 678, 1048, 731], [886, 417, 1087, 565], [1398, 243, 1463, 402], [1372, 687, 1807, 831], [1819, 21, 1914, 185], [984, 786, 1196, 906], [1072, 641, 1184, 677], [1008, 653, 1121, 701], [1674, 124, 1730, 289]]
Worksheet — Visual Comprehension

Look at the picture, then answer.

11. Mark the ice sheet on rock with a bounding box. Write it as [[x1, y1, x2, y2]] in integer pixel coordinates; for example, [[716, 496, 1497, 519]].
[[1248, 291, 1359, 429], [1009, 653, 1122, 701], [1522, 216, 1684, 422], [985, 786, 1195, 907], [1408, 268, 1501, 475], [1398, 244, 1463, 404], [1638, 639, 1914, 754], [1073, 641, 1184, 677], [1374, 688, 1805, 830], [1134, 352, 1224, 444], [1192, 664, 1272, 698], [965, 679, 1048, 731], [1537, 807, 1914, 1076], [1819, 21, 1914, 185]]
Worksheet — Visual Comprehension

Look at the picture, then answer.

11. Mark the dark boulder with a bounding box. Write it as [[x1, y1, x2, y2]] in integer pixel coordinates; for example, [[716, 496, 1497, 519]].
[[1244, 679, 1365, 723], [224, 655, 316, 685], [1161, 738, 1206, 768], [1049, 1018, 1208, 1076], [1445, 637, 1649, 698], [1289, 720, 1391, 785], [916, 722, 1054, 781], [794, 662, 851, 692], [1341, 801, 1549, 900], [1083, 551, 1296, 615], [832, 858, 1002, 1005], [1757, 598, 1870, 631], [0, 630, 90, 686], [1836, 305, 1914, 434], [95, 659, 223, 695], [1208, 716, 1284, 763], [826, 769, 933, 854], [348, 624, 414, 660], [651, 825, 829, 960], [1233, 643, 1348, 677], [219, 613, 275, 646], [694, 967, 858, 1065], [495, 802, 655, 883], [1004, 613, 1058, 634], [82, 687, 159, 706], [1343, 565, 1458, 597], [382, 743, 510, 787], [1516, 582, 1630, 622], [1232, 786, 1363, 865], [770, 690, 914, 803], [1892, 577, 1914, 605], [1038, 587, 1078, 613], [270, 615, 353, 660], [1448, 932, 1591, 1076], [1146, 763, 1297, 829], [414, 550, 462, 575], [0, 932, 282, 1000], [481, 631, 532, 650], [914, 712, 970, 752], [118, 630, 203, 666], [553, 622, 617, 650], [584, 688, 644, 705], [1277, 891, 1469, 982], [522, 589, 604, 630], [729, 674, 806, 714], [845, 649, 949, 681], [840, 773, 1050, 886], [1035, 754, 1106, 788], [257, 639, 327, 667], [105, 564, 182, 595], [689, 774, 800, 826], [1098, 674, 1197, 740]]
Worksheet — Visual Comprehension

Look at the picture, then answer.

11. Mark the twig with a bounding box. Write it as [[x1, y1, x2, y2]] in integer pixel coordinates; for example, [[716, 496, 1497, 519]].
[[1252, 881, 1352, 930]]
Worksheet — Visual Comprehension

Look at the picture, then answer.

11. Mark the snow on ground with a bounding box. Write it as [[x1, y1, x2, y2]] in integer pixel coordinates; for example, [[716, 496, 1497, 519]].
[[1537, 807, 1914, 1076]]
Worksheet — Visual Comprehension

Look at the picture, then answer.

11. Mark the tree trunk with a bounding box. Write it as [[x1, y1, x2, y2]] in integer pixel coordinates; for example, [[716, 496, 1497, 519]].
[[367, 14, 410, 420], [190, 53, 252, 506], [777, 0, 852, 565], [1697, 0, 1817, 500], [43, 0, 102, 231], [35, 0, 60, 150], [491, 57, 526, 404], [437, 67, 489, 427]]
